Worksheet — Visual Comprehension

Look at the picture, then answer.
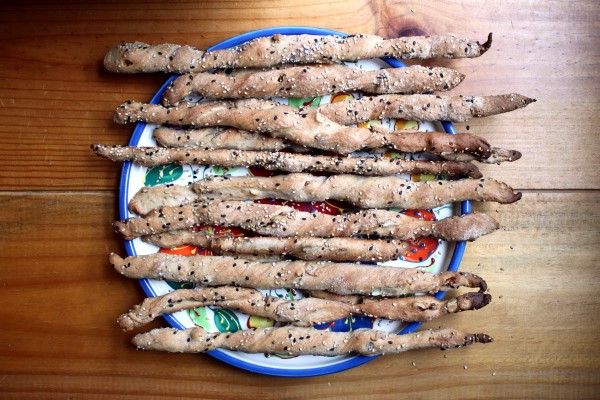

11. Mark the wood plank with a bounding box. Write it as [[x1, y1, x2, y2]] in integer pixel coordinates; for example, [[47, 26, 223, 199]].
[[0, 190, 598, 398], [0, 1, 598, 190]]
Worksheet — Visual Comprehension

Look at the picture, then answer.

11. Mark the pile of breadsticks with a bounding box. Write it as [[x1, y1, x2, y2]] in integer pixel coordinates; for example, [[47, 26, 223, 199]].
[[94, 32, 534, 359]]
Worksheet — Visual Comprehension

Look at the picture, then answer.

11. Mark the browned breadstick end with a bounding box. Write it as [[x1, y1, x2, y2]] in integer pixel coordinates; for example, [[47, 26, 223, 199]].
[[132, 326, 493, 356], [162, 64, 465, 105], [104, 33, 492, 74], [113, 100, 509, 159], [91, 144, 482, 178], [109, 252, 487, 296], [127, 173, 520, 215], [354, 292, 492, 321], [114, 201, 500, 242], [143, 231, 410, 262]]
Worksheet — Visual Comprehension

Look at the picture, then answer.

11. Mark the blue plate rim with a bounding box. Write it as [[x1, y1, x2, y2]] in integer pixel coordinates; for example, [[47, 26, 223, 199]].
[[118, 26, 470, 377]]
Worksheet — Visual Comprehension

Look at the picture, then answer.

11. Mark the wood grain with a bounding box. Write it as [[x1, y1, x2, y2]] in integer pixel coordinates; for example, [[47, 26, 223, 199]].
[[0, 0, 599, 398]]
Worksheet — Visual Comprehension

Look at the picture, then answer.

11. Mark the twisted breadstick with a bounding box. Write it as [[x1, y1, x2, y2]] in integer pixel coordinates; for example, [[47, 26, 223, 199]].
[[155, 126, 517, 165], [188, 93, 532, 126], [114, 100, 515, 160], [194, 173, 518, 209], [109, 252, 487, 296], [114, 201, 500, 241], [153, 125, 521, 164], [114, 99, 525, 161], [132, 326, 493, 356], [117, 92, 534, 126], [127, 174, 520, 215], [143, 231, 410, 262], [91, 145, 482, 178], [162, 64, 464, 105], [319, 93, 536, 124], [118, 286, 490, 330], [104, 33, 493, 74]]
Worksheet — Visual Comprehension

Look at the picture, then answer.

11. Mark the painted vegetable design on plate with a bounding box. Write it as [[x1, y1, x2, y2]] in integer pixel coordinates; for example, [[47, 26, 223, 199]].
[[400, 209, 440, 263]]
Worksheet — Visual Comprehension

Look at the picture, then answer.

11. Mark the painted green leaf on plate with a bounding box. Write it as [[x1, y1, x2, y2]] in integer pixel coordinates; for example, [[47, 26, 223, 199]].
[[213, 308, 242, 333], [144, 164, 183, 187], [188, 306, 211, 330]]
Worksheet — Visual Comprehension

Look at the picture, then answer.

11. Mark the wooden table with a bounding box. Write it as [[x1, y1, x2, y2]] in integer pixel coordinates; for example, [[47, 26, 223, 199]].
[[1, 1, 598, 398]]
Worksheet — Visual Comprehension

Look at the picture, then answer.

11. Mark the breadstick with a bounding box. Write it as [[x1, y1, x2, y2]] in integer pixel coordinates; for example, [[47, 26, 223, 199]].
[[117, 286, 263, 331], [104, 33, 493, 74], [317, 93, 536, 124], [193, 173, 520, 209], [162, 64, 465, 105], [117, 93, 535, 126], [127, 174, 520, 215], [143, 231, 410, 262], [91, 145, 482, 178], [154, 125, 517, 164], [190, 93, 532, 126], [157, 125, 498, 159], [113, 100, 521, 160], [132, 326, 492, 356], [109, 252, 487, 296], [114, 201, 500, 242], [118, 287, 490, 330], [307, 290, 491, 320]]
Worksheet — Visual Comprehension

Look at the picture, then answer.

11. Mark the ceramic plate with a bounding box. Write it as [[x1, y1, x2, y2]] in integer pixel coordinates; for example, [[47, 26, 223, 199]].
[[119, 26, 471, 377]]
